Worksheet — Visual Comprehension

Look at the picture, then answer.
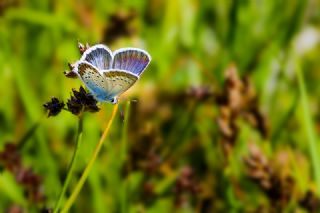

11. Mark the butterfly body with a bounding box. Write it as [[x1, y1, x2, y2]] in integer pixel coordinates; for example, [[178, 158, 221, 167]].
[[72, 44, 151, 104]]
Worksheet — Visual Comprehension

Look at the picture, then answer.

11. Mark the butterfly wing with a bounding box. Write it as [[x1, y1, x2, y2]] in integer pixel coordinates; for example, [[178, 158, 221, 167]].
[[112, 48, 151, 76], [102, 70, 138, 98], [80, 44, 112, 71], [76, 62, 111, 101]]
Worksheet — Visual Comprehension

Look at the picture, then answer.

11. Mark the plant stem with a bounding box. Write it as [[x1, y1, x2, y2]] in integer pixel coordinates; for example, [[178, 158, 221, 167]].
[[17, 116, 43, 149], [296, 60, 320, 194], [120, 101, 130, 213], [60, 104, 118, 213], [54, 115, 83, 213]]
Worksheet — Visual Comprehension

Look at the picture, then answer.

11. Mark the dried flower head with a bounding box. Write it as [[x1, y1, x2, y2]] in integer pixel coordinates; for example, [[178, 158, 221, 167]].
[[65, 42, 90, 79], [244, 143, 273, 190], [299, 190, 320, 212], [244, 144, 296, 209], [40, 208, 53, 213], [78, 41, 90, 55], [43, 97, 65, 117], [66, 95, 82, 115], [44, 87, 99, 117], [0, 143, 20, 173], [216, 64, 268, 154], [64, 63, 78, 79], [0, 142, 45, 203], [103, 10, 137, 44], [5, 205, 23, 213], [66, 86, 99, 115], [186, 86, 214, 102], [174, 166, 201, 207]]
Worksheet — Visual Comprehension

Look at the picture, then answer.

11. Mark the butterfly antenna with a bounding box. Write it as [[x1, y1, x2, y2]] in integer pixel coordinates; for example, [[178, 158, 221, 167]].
[[119, 96, 139, 104]]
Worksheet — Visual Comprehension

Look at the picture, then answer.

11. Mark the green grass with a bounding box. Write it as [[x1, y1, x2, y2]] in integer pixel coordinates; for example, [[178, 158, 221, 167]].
[[0, 0, 320, 212], [296, 58, 320, 194]]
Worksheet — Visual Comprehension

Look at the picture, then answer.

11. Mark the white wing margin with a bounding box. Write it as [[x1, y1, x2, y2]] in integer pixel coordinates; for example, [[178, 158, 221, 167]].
[[80, 44, 113, 71]]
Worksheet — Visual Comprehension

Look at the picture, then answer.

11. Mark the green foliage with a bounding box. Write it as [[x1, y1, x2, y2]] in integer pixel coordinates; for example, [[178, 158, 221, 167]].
[[1, 0, 320, 212]]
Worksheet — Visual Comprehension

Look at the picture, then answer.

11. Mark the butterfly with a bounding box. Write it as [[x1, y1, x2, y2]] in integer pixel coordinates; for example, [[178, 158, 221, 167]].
[[72, 44, 151, 104]]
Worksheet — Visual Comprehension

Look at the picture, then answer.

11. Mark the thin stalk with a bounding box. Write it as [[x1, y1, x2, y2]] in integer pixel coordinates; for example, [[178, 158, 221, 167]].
[[120, 101, 130, 213], [271, 89, 299, 142], [54, 115, 84, 213], [61, 104, 118, 213], [17, 117, 42, 150], [296, 61, 320, 194]]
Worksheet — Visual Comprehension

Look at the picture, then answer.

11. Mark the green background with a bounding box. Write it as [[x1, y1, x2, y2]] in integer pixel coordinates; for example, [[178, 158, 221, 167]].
[[1, 0, 320, 212]]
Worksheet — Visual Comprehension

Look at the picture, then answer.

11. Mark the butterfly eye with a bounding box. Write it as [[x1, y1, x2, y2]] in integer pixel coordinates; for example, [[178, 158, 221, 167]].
[[110, 97, 118, 104]]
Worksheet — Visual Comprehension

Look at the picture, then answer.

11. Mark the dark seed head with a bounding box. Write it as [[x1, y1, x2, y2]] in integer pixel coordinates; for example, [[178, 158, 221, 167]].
[[66, 86, 100, 115], [78, 41, 90, 55], [66, 96, 83, 115], [64, 70, 78, 79], [43, 97, 65, 117]]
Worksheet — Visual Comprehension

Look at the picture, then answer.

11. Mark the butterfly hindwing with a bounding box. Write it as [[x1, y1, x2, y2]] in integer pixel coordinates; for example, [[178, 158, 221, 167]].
[[103, 70, 138, 98], [77, 62, 111, 101], [112, 48, 151, 76], [80, 44, 112, 70]]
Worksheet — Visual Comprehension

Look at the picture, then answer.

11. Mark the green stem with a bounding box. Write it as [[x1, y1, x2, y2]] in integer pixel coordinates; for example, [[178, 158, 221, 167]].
[[271, 89, 299, 142], [60, 104, 118, 213], [17, 116, 43, 150], [296, 60, 320, 194], [54, 115, 83, 213], [120, 101, 130, 213]]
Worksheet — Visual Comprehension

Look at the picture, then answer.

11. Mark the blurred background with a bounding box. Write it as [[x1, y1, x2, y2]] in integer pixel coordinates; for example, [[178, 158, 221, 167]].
[[1, 0, 320, 212]]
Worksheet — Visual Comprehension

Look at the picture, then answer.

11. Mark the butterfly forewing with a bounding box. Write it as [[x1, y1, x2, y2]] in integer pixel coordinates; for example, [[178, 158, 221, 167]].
[[103, 70, 138, 98], [81, 44, 112, 70], [112, 48, 151, 76], [77, 62, 111, 101]]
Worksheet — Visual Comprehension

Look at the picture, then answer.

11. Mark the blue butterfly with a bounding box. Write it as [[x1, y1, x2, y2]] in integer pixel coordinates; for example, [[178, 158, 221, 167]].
[[72, 44, 151, 104]]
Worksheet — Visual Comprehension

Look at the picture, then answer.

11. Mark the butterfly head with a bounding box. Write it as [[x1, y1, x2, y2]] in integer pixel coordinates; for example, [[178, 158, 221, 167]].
[[109, 97, 118, 104], [95, 94, 118, 104]]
